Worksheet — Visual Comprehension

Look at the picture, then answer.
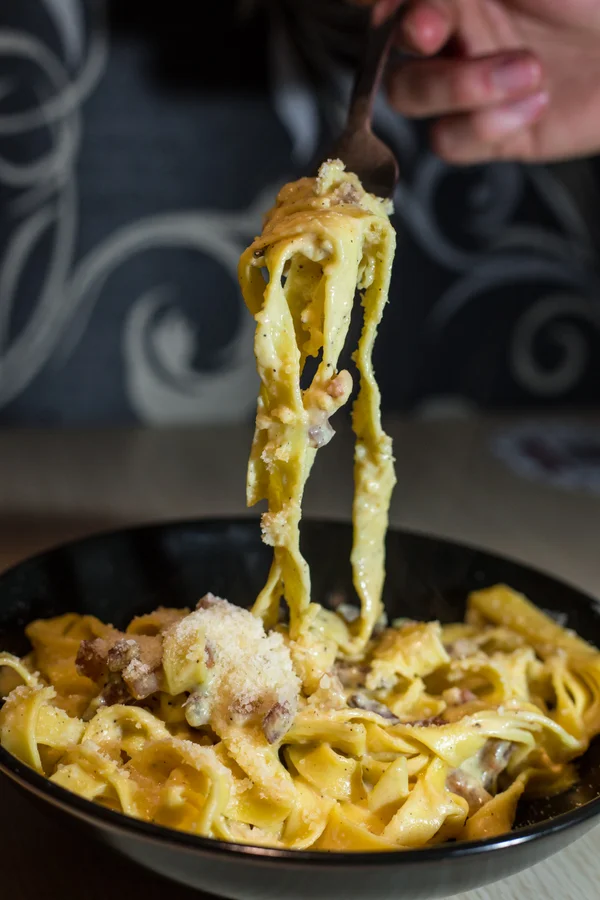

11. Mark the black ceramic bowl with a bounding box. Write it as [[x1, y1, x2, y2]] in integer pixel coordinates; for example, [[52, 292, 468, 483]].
[[1, 519, 600, 900]]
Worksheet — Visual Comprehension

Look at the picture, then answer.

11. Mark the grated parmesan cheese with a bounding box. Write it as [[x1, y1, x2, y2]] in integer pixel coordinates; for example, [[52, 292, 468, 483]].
[[165, 597, 300, 737]]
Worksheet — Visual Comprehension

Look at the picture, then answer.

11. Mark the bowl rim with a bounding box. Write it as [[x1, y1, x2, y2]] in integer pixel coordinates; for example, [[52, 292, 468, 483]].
[[1, 516, 600, 866]]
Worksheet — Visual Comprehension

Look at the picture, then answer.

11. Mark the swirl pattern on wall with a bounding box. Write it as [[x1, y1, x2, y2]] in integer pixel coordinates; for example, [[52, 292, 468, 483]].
[[0, 0, 598, 424]]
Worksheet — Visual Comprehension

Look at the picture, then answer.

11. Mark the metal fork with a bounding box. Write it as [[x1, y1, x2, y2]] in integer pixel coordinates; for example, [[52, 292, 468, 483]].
[[328, 11, 400, 199]]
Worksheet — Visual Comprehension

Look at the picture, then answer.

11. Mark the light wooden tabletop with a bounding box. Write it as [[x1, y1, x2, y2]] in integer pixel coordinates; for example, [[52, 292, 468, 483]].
[[1, 417, 599, 899]]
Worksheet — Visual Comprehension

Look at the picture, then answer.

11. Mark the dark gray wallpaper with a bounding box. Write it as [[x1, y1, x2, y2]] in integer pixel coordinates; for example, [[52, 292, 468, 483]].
[[0, 0, 599, 425]]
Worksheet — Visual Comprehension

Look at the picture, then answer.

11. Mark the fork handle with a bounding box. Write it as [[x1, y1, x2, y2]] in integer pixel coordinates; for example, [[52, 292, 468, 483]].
[[346, 10, 400, 133]]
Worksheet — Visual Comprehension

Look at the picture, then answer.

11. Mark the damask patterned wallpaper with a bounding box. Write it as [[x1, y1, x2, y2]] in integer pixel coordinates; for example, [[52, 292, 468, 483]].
[[0, 0, 599, 425]]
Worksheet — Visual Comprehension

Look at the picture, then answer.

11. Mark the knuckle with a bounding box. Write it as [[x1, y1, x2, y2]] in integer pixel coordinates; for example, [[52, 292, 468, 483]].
[[496, 132, 535, 162], [471, 112, 497, 144], [430, 119, 491, 166], [390, 65, 431, 116], [449, 68, 483, 110], [430, 121, 462, 163], [408, 70, 434, 113], [398, 65, 429, 115]]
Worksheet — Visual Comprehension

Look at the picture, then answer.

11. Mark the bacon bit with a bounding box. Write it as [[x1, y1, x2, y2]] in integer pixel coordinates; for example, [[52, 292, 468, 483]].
[[196, 593, 222, 611], [262, 701, 294, 744], [334, 182, 361, 205], [307, 415, 335, 449], [408, 715, 446, 727], [446, 770, 492, 814], [229, 696, 263, 725], [326, 374, 347, 399], [334, 660, 370, 688], [480, 740, 514, 791], [348, 694, 400, 723], [76, 639, 107, 682], [124, 658, 161, 700], [100, 676, 131, 707], [446, 741, 514, 811], [205, 641, 216, 669], [443, 687, 477, 706], [76, 632, 163, 702], [106, 639, 138, 673]]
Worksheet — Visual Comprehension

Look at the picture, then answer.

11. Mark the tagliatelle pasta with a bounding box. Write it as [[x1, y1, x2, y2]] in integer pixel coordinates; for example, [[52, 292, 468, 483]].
[[238, 159, 396, 649], [2, 586, 599, 849], [2, 162, 600, 851]]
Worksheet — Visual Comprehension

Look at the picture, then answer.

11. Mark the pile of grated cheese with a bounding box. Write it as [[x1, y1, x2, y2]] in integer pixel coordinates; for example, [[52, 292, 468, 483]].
[[165, 597, 300, 734]]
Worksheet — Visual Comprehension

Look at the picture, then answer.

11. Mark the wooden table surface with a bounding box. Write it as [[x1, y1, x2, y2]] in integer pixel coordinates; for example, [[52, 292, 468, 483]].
[[1, 417, 599, 899]]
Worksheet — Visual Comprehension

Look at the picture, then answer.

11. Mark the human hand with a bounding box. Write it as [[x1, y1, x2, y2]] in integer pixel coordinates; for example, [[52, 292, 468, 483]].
[[363, 0, 600, 164]]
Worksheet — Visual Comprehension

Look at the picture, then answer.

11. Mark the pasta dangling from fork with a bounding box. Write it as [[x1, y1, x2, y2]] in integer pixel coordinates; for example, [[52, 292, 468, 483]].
[[238, 159, 396, 651]]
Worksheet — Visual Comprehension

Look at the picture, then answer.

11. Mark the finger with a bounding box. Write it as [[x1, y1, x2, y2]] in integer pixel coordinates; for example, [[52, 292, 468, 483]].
[[388, 51, 543, 118], [349, 0, 403, 25], [372, 0, 404, 26], [396, 0, 456, 55], [431, 91, 550, 164]]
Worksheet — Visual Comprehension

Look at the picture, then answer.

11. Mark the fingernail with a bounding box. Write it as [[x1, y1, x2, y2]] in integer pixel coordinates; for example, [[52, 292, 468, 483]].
[[491, 56, 542, 96], [487, 91, 549, 137]]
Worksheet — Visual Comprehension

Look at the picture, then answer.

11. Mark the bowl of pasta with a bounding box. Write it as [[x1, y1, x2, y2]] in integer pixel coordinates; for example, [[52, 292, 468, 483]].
[[1, 519, 600, 900], [2, 163, 600, 898]]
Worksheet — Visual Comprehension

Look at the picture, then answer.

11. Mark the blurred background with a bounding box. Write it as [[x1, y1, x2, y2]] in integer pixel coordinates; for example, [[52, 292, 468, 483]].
[[1, 0, 600, 428]]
